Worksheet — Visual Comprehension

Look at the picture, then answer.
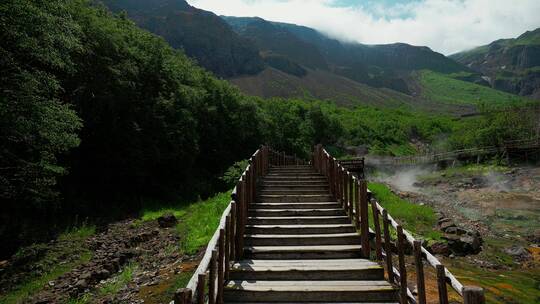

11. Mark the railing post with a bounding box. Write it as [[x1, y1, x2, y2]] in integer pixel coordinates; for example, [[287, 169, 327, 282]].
[[436, 264, 449, 304], [396, 226, 407, 304], [342, 169, 348, 212], [225, 215, 231, 280], [382, 209, 394, 283], [217, 229, 225, 304], [348, 173, 353, 221], [230, 201, 236, 261], [196, 273, 206, 304], [359, 180, 370, 258], [463, 286, 485, 304], [208, 250, 217, 304], [413, 240, 426, 304], [371, 200, 382, 260], [174, 288, 192, 304], [354, 178, 360, 229]]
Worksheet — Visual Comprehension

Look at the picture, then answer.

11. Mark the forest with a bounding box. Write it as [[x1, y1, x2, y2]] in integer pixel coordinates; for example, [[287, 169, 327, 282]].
[[0, 0, 537, 258]]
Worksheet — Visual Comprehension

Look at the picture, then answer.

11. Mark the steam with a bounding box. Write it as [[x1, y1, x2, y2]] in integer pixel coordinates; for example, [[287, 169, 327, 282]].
[[373, 166, 434, 192]]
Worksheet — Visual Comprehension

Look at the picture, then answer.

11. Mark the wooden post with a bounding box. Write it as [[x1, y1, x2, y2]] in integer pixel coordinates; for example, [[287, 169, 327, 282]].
[[371, 200, 383, 260], [196, 273, 206, 304], [463, 286, 485, 304], [436, 264, 449, 304], [348, 173, 354, 221], [355, 178, 360, 229], [359, 180, 370, 258], [382, 209, 394, 283], [413, 240, 426, 304], [225, 215, 231, 280], [174, 288, 192, 304], [217, 229, 225, 304], [230, 202, 236, 261], [342, 170, 348, 211], [396, 226, 407, 304], [208, 250, 217, 304]]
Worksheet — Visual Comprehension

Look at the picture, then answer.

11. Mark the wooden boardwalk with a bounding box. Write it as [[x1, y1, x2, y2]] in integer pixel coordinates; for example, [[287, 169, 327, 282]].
[[223, 165, 398, 303], [176, 146, 485, 304]]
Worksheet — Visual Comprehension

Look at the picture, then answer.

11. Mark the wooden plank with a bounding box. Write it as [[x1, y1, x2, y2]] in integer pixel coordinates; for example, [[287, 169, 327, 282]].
[[382, 209, 394, 284], [414, 240, 426, 304], [218, 229, 225, 304], [359, 180, 370, 258], [463, 286, 485, 304], [371, 199, 382, 260], [436, 264, 449, 304], [396, 226, 407, 304], [208, 250, 217, 304], [196, 273, 205, 304]]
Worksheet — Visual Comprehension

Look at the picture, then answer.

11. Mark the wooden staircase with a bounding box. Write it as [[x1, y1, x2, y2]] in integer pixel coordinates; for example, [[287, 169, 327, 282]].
[[223, 165, 399, 303]]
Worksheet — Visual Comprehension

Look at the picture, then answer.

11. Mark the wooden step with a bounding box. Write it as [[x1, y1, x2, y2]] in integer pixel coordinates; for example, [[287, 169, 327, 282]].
[[244, 233, 361, 246], [229, 259, 384, 280], [263, 176, 328, 181], [244, 244, 363, 259], [245, 224, 356, 235], [223, 280, 399, 302], [251, 202, 340, 210], [262, 180, 328, 185], [258, 194, 334, 202], [259, 189, 330, 195], [247, 216, 350, 225], [260, 185, 329, 191], [249, 208, 345, 217]]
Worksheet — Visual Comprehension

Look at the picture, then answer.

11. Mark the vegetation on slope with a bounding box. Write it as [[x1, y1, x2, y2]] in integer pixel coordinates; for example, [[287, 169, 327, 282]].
[[418, 70, 526, 106]]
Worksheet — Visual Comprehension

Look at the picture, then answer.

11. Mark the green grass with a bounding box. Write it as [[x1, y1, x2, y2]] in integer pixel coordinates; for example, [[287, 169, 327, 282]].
[[418, 70, 526, 107], [98, 262, 137, 296], [139, 191, 231, 255], [0, 225, 95, 304], [368, 182, 439, 239]]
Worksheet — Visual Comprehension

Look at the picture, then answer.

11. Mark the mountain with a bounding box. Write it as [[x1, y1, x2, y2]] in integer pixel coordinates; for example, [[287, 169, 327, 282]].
[[98, 1, 529, 113], [224, 16, 469, 94], [99, 0, 264, 77], [451, 28, 540, 99]]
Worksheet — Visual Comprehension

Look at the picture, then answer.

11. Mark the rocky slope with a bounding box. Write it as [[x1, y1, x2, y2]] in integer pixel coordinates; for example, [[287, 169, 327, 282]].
[[99, 0, 264, 77], [451, 28, 540, 99]]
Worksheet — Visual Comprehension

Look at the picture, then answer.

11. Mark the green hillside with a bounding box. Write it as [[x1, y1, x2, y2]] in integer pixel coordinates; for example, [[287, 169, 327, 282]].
[[418, 70, 527, 106]]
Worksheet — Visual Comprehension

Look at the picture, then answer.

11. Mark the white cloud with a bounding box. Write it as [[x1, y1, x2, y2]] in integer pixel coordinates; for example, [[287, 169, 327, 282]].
[[187, 0, 540, 55]]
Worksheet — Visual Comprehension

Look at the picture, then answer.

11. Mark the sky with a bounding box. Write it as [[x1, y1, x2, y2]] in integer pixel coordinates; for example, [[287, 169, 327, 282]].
[[187, 0, 540, 55]]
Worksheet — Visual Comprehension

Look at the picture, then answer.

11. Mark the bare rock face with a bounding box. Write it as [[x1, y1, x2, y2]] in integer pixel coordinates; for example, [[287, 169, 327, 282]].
[[157, 214, 178, 228]]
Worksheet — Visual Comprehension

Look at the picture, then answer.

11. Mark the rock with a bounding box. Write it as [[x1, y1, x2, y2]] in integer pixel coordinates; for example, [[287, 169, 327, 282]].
[[429, 242, 450, 256], [75, 279, 88, 290], [504, 246, 532, 262], [443, 233, 482, 256], [438, 218, 452, 225], [445, 227, 467, 235], [157, 214, 178, 228], [440, 221, 456, 231], [79, 272, 92, 280]]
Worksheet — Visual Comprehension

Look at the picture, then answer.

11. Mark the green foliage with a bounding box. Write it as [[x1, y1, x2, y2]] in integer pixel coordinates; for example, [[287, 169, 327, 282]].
[[138, 191, 231, 255], [418, 70, 526, 106], [220, 160, 249, 188], [368, 182, 438, 237]]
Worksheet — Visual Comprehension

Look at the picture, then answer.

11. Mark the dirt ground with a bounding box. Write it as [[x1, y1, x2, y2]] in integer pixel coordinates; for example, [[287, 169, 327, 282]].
[[374, 164, 540, 303]]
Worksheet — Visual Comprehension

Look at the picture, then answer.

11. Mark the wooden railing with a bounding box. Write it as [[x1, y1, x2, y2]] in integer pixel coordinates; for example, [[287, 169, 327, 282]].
[[173, 146, 304, 304], [313, 145, 485, 304]]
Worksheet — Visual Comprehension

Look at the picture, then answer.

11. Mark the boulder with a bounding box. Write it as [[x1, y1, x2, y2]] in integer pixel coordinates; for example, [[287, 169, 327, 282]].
[[504, 246, 532, 262], [443, 233, 482, 256], [429, 242, 450, 256], [157, 214, 178, 228], [440, 221, 456, 231]]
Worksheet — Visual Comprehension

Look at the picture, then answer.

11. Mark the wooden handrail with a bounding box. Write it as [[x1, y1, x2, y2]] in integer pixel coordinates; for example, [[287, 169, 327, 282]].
[[175, 146, 307, 304], [315, 145, 485, 304]]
